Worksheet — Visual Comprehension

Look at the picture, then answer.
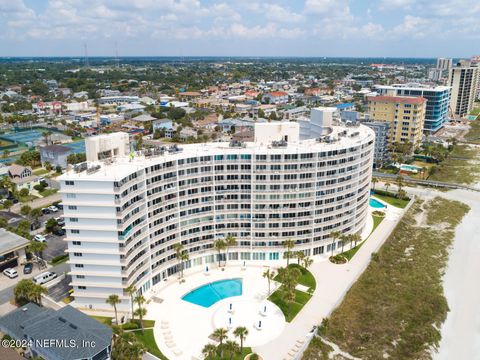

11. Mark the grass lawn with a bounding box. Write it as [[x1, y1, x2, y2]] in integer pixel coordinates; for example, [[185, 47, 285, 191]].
[[428, 145, 480, 184], [18, 194, 39, 203], [133, 329, 168, 360], [89, 316, 166, 358], [339, 214, 385, 261], [303, 198, 470, 360], [33, 168, 49, 176], [276, 263, 316, 290], [373, 193, 409, 208], [211, 347, 253, 360], [268, 287, 312, 322], [39, 188, 58, 197]]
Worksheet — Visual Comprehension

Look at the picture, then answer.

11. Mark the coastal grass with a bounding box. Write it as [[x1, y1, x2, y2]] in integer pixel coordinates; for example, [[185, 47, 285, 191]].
[[302, 198, 470, 360], [428, 145, 480, 184], [133, 328, 167, 360]]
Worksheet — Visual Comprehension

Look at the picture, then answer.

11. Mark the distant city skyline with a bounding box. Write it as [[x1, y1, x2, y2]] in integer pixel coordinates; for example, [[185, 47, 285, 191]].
[[0, 0, 479, 57]]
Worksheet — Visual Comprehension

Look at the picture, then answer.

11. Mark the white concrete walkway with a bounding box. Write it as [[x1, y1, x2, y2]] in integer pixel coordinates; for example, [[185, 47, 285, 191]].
[[253, 200, 407, 360]]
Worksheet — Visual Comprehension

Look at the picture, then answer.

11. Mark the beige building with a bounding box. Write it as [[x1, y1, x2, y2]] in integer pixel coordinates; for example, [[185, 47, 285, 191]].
[[448, 60, 480, 118], [367, 95, 427, 148]]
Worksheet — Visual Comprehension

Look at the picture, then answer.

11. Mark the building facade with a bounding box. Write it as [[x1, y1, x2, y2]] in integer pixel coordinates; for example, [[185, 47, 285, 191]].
[[364, 121, 390, 168], [60, 125, 374, 311], [367, 95, 426, 149], [375, 84, 451, 133], [448, 61, 480, 118]]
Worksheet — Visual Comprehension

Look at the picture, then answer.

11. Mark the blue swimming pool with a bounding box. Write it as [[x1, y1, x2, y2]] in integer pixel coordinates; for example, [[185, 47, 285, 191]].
[[182, 278, 242, 308], [369, 198, 386, 209]]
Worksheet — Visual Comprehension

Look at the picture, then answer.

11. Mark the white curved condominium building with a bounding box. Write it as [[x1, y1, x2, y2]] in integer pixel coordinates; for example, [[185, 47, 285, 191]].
[[60, 122, 375, 311]]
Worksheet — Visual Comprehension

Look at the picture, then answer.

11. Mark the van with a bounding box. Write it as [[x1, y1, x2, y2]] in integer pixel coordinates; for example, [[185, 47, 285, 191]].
[[33, 271, 57, 285]]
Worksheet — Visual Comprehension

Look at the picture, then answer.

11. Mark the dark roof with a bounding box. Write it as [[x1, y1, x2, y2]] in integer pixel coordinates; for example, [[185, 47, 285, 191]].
[[0, 303, 52, 340], [40, 144, 72, 153], [0, 346, 24, 360], [0, 228, 30, 256], [23, 305, 112, 360]]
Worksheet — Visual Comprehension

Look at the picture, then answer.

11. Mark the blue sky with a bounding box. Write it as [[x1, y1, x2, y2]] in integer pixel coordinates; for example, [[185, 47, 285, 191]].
[[0, 0, 478, 57]]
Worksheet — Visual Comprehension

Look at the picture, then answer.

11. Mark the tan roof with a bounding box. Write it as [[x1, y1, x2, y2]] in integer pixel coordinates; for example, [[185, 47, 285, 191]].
[[8, 164, 31, 177]]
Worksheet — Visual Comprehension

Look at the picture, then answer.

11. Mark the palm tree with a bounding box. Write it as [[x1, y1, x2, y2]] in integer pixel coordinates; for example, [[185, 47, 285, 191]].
[[339, 234, 348, 253], [225, 340, 240, 360], [125, 284, 137, 321], [371, 177, 378, 190], [262, 269, 276, 296], [212, 328, 228, 358], [352, 233, 362, 248], [396, 175, 404, 194], [302, 256, 313, 269], [283, 239, 295, 266], [329, 230, 341, 256], [30, 284, 48, 306], [214, 239, 226, 268], [295, 250, 305, 265], [42, 130, 52, 146], [133, 307, 147, 334], [173, 243, 188, 279], [180, 250, 189, 279], [282, 285, 297, 319], [111, 327, 146, 360], [233, 326, 248, 353], [384, 181, 391, 194], [202, 343, 217, 359], [106, 294, 121, 325], [224, 235, 237, 266]]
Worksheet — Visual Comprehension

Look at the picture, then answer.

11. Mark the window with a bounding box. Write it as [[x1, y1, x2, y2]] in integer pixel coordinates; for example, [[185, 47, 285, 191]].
[[73, 252, 82, 257], [65, 181, 75, 185], [75, 264, 84, 268], [78, 286, 86, 290], [76, 275, 85, 279], [70, 218, 78, 222], [68, 205, 77, 210], [71, 229, 80, 234], [66, 193, 76, 199], [73, 241, 81, 245]]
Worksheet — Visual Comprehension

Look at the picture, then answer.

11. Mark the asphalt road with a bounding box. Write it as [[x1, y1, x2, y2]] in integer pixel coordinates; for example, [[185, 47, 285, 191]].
[[48, 275, 72, 302], [0, 262, 70, 305]]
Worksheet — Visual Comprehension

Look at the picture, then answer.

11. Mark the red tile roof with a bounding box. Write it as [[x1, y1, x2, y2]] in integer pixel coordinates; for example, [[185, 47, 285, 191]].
[[367, 95, 427, 104], [268, 91, 288, 97]]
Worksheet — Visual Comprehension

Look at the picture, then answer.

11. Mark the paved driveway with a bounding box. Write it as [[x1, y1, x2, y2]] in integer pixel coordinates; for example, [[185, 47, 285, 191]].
[[48, 275, 72, 302]]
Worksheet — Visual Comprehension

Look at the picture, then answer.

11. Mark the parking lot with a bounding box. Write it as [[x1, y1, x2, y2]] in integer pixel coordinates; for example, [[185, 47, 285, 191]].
[[42, 233, 67, 261], [48, 275, 72, 302]]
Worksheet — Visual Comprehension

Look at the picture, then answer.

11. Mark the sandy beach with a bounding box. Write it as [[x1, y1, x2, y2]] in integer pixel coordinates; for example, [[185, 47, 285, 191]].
[[390, 185, 480, 359]]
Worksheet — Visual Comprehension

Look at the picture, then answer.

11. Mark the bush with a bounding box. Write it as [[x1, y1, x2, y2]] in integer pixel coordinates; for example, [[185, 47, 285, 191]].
[[51, 254, 69, 264], [318, 318, 329, 336], [250, 354, 259, 360], [19, 188, 29, 197], [34, 184, 46, 192]]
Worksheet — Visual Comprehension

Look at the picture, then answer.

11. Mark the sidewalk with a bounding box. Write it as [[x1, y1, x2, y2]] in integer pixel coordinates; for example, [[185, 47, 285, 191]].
[[253, 201, 410, 360]]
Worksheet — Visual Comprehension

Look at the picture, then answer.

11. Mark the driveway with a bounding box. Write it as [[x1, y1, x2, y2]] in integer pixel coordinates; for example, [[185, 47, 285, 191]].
[[48, 275, 72, 302], [42, 233, 67, 262]]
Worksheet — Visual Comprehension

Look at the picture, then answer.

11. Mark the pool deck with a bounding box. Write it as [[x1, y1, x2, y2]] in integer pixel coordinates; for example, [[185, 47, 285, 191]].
[[143, 202, 405, 360]]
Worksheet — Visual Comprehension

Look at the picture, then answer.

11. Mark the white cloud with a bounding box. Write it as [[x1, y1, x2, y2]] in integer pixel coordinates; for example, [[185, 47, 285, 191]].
[[379, 0, 416, 10], [392, 15, 432, 39], [265, 4, 304, 23], [304, 0, 350, 16]]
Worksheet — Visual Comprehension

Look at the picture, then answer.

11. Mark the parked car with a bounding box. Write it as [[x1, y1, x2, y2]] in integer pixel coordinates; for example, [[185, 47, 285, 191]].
[[30, 220, 41, 231], [54, 217, 65, 226], [52, 227, 65, 236], [23, 263, 33, 274], [55, 203, 63, 210], [48, 205, 59, 213], [3, 268, 18, 279], [34, 234, 47, 242], [33, 271, 57, 285], [41, 208, 51, 215]]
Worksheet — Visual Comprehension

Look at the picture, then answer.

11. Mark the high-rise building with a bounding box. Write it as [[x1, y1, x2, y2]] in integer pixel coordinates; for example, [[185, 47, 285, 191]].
[[367, 95, 426, 149], [436, 58, 452, 72], [364, 121, 390, 168], [59, 125, 374, 311], [375, 84, 451, 133], [428, 68, 443, 82], [448, 60, 480, 118]]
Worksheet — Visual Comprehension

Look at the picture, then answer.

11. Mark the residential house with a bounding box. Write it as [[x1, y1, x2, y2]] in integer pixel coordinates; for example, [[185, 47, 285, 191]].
[[0, 303, 112, 360], [179, 128, 197, 141], [8, 164, 38, 190], [262, 91, 289, 105]]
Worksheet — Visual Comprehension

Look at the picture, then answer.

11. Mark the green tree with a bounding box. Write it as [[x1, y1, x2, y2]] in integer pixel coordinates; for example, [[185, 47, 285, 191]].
[[125, 284, 137, 321], [31, 208, 42, 220], [329, 231, 342, 256], [111, 326, 146, 360], [214, 239, 226, 268], [173, 243, 189, 279], [224, 235, 236, 266], [262, 268, 276, 296], [20, 204, 32, 217], [371, 177, 378, 190], [106, 294, 121, 325], [3, 199, 13, 211], [396, 175, 404, 194], [28, 240, 47, 262], [19, 188, 29, 197], [233, 326, 248, 353], [212, 328, 228, 358], [283, 239, 295, 266], [225, 340, 240, 360], [302, 256, 313, 269], [295, 250, 305, 265], [45, 218, 58, 233], [202, 343, 217, 359], [14, 279, 47, 306], [134, 295, 147, 334]]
